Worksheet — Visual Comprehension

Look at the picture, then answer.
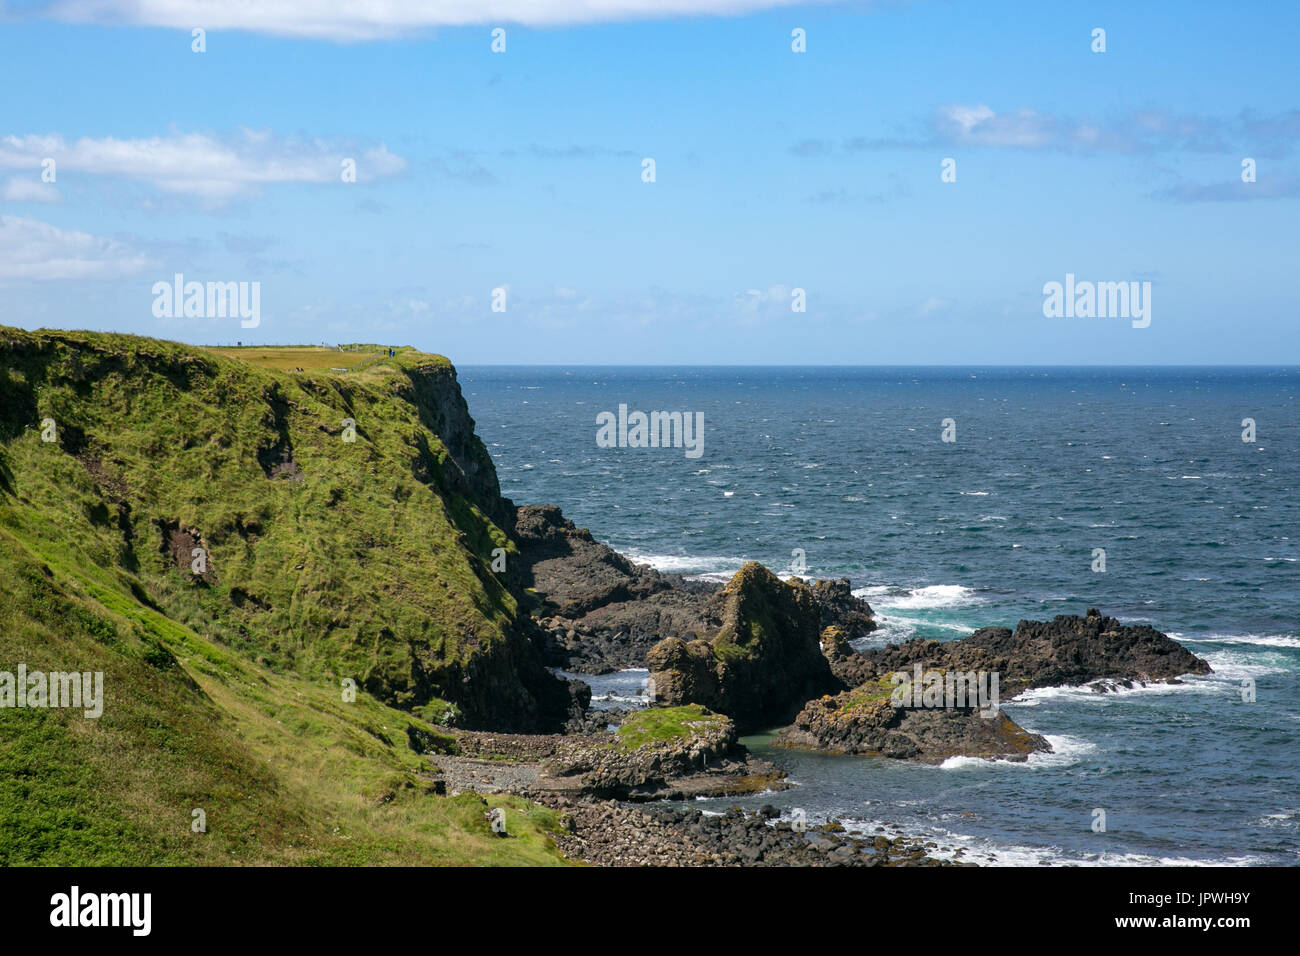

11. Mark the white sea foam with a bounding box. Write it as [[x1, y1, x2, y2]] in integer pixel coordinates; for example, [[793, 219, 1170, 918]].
[[854, 583, 981, 610], [1199, 652, 1290, 680], [1176, 633, 1300, 649], [936, 733, 1096, 771], [835, 814, 1250, 867], [622, 551, 748, 579]]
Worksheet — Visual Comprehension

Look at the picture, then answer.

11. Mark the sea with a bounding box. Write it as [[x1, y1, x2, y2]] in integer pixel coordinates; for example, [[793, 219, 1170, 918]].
[[459, 366, 1299, 866]]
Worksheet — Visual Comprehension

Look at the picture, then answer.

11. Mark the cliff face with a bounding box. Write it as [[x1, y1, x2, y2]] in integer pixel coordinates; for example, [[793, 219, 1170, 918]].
[[0, 328, 571, 733], [391, 357, 513, 531]]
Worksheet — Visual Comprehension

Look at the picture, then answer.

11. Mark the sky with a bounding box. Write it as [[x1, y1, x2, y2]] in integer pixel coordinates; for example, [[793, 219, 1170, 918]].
[[0, 0, 1297, 364]]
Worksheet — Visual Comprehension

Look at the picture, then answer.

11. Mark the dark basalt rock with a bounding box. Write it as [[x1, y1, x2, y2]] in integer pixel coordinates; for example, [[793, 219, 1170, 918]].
[[647, 563, 841, 732], [546, 801, 962, 867], [514, 504, 878, 677], [775, 680, 1051, 764], [514, 504, 723, 673], [779, 609, 1210, 763], [808, 578, 877, 639], [840, 609, 1212, 699], [820, 624, 878, 688]]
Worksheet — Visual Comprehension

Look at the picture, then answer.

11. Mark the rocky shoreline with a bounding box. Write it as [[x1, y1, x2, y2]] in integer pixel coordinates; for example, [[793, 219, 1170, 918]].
[[435, 706, 787, 802], [464, 502, 1215, 866], [544, 800, 966, 867], [428, 717, 960, 866]]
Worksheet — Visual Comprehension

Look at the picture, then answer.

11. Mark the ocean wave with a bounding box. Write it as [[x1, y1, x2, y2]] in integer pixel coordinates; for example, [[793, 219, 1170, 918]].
[[836, 815, 1251, 867], [936, 733, 1096, 771], [1198, 652, 1291, 680], [1010, 677, 1222, 706], [1175, 633, 1300, 649], [854, 583, 982, 610], [623, 551, 748, 578]]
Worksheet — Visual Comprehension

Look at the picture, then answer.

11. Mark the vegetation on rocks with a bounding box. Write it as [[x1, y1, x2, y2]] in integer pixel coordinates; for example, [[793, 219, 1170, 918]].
[[0, 328, 574, 865], [612, 704, 728, 751], [646, 562, 842, 732]]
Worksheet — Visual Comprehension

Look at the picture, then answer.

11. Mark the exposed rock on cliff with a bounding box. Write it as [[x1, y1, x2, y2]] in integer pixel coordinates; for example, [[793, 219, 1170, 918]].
[[647, 562, 841, 732], [514, 504, 722, 673]]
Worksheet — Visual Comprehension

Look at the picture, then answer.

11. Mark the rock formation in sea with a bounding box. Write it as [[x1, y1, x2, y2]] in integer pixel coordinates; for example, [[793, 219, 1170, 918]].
[[645, 562, 843, 733], [776, 609, 1213, 762], [773, 675, 1051, 763], [833, 609, 1213, 698]]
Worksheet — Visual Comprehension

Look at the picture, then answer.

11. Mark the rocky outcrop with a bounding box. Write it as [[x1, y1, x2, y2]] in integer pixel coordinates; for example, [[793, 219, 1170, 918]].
[[647, 563, 841, 732], [809, 578, 877, 638], [546, 706, 747, 797], [836, 609, 1211, 698], [780, 608, 1210, 763], [514, 504, 723, 673], [436, 704, 784, 801], [820, 624, 878, 687], [514, 506, 879, 679], [775, 677, 1050, 764]]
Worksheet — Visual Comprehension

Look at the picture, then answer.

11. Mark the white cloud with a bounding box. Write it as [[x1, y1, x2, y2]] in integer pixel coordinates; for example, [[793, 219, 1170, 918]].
[[44, 0, 814, 40], [0, 130, 406, 199], [2, 177, 61, 202], [917, 296, 951, 317], [937, 104, 1056, 148], [0, 216, 158, 280]]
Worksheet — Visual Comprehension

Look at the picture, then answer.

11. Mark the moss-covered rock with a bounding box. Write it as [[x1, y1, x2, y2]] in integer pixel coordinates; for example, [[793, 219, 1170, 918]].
[[775, 680, 1051, 764], [646, 563, 839, 732]]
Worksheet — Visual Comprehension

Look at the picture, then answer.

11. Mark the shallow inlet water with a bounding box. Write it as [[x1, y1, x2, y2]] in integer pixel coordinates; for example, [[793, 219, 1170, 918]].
[[464, 366, 1300, 866]]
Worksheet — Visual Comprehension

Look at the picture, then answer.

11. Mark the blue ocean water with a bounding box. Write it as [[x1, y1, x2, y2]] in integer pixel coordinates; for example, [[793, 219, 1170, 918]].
[[461, 366, 1300, 866]]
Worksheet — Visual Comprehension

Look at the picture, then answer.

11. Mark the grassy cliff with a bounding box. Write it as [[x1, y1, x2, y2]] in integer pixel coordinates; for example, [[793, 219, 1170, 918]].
[[0, 327, 572, 865]]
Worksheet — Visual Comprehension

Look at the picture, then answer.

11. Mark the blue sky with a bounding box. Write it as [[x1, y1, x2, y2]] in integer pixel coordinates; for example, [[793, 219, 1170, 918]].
[[0, 0, 1296, 364]]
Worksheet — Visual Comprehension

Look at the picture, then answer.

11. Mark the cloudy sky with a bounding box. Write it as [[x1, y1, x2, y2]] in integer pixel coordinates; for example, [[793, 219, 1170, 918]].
[[1, 0, 1296, 363]]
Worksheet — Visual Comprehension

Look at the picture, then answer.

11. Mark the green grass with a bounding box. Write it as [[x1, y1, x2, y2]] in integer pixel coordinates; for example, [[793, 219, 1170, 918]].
[[0, 326, 529, 714], [0, 326, 573, 866], [839, 676, 898, 713], [612, 704, 726, 751]]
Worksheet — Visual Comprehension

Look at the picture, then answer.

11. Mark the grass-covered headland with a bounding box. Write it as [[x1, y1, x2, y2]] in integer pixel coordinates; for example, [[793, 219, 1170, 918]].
[[0, 328, 574, 865]]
